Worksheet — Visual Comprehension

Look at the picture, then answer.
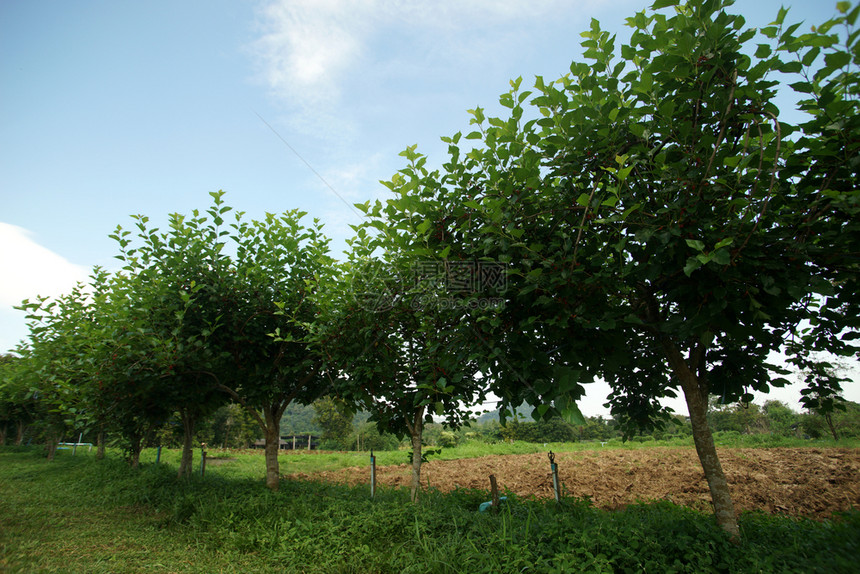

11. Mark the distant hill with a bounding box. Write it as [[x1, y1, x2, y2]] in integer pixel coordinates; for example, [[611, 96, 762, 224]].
[[279, 401, 373, 435], [279, 403, 321, 435]]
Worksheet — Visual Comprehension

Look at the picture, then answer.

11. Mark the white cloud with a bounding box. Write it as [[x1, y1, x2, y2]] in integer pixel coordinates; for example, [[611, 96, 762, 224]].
[[251, 0, 578, 120], [0, 222, 89, 308], [253, 0, 376, 110]]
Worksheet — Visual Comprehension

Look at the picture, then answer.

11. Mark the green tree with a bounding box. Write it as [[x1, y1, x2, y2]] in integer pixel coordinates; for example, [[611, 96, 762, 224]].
[[353, 420, 400, 451], [214, 206, 336, 490], [0, 354, 34, 446], [112, 193, 336, 488], [762, 400, 800, 437], [207, 403, 260, 449], [708, 399, 767, 435], [13, 279, 123, 461], [279, 402, 321, 435], [802, 399, 860, 439], [315, 230, 487, 501], [111, 198, 233, 476], [312, 395, 354, 449], [376, 0, 859, 537]]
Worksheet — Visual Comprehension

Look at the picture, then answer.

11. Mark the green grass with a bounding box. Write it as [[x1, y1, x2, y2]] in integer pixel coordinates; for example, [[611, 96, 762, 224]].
[[2, 444, 858, 573], [189, 435, 860, 477]]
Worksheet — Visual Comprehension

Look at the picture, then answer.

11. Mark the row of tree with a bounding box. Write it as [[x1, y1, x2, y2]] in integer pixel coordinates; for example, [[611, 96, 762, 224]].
[[1, 0, 858, 538]]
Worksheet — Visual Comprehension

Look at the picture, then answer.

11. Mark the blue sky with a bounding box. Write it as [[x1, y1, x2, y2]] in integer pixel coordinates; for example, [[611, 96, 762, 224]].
[[2, 0, 853, 415]]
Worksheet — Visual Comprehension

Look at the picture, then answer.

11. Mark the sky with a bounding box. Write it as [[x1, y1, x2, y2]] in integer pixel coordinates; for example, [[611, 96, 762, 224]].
[[1, 0, 854, 417]]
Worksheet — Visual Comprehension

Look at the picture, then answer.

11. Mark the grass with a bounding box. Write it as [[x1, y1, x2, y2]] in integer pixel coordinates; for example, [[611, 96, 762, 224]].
[[190, 434, 860, 477], [2, 442, 858, 573]]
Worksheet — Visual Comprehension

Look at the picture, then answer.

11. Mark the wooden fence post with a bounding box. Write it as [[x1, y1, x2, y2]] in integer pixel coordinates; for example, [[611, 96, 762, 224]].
[[489, 474, 500, 514]]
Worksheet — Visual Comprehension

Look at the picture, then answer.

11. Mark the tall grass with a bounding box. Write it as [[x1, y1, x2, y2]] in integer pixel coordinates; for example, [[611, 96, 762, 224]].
[[2, 445, 858, 573]]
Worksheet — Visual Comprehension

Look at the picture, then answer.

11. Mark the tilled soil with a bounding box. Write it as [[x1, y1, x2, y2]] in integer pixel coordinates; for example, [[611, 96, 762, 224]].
[[287, 447, 860, 518]]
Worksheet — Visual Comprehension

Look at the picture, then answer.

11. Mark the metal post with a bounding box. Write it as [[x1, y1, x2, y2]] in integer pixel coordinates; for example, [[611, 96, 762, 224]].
[[73, 432, 83, 456], [201, 443, 207, 477], [370, 450, 376, 499], [549, 451, 561, 503], [156, 445, 162, 464]]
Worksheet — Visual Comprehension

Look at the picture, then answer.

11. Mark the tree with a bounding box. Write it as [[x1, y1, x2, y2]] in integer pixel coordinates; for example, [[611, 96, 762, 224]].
[[802, 399, 860, 439], [0, 354, 34, 446], [312, 395, 354, 449], [375, 0, 859, 536], [113, 193, 336, 487], [707, 399, 767, 435], [762, 400, 800, 437], [315, 228, 487, 501], [111, 197, 234, 476], [216, 207, 336, 490], [204, 403, 260, 449], [13, 280, 118, 461]]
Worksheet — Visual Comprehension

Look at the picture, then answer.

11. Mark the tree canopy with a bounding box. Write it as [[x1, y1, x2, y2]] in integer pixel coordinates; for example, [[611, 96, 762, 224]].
[[362, 0, 860, 536]]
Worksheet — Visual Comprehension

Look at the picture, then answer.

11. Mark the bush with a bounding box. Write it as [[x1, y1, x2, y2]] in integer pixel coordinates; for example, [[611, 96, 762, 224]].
[[437, 431, 459, 448]]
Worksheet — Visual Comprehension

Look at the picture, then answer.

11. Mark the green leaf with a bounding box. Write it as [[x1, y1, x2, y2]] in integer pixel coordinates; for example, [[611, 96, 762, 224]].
[[555, 394, 586, 426], [553, 365, 582, 394], [685, 239, 705, 251], [714, 238, 734, 250], [651, 0, 679, 9], [416, 219, 432, 235], [535, 404, 550, 419], [824, 51, 851, 69], [755, 44, 772, 58], [711, 248, 730, 265], [683, 258, 702, 276]]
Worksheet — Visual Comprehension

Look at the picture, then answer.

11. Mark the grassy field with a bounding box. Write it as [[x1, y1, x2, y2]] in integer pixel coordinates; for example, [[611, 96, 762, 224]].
[[1, 441, 858, 573]]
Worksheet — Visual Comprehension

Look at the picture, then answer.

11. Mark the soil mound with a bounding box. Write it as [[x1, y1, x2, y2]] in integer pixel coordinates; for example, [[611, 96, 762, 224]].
[[288, 447, 860, 518]]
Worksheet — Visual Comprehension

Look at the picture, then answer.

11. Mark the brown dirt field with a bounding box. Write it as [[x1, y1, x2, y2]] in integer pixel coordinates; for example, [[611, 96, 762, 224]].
[[287, 447, 860, 519]]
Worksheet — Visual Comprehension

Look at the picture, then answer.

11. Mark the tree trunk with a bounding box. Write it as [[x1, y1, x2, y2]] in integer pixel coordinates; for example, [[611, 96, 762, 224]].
[[177, 409, 195, 478], [45, 429, 60, 461], [96, 427, 106, 460], [408, 406, 425, 503], [15, 420, 25, 445], [826, 413, 839, 441], [128, 431, 143, 469], [662, 340, 739, 539], [264, 407, 281, 491]]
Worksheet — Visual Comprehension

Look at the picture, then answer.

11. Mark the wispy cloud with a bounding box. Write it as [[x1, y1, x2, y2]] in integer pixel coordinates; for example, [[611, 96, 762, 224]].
[[251, 0, 577, 129], [252, 0, 377, 120]]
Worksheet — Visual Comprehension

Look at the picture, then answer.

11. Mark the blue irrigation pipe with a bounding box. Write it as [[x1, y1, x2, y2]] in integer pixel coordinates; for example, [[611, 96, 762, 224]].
[[370, 450, 376, 499]]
